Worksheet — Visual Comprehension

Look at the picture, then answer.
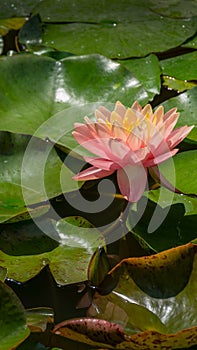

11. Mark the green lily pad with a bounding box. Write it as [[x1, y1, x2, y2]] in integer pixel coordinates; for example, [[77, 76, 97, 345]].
[[0, 281, 29, 350], [85, 244, 197, 349], [0, 53, 149, 138], [0, 17, 26, 35], [182, 33, 197, 49], [158, 150, 197, 195], [0, 266, 7, 281], [160, 51, 197, 81], [42, 17, 197, 59], [0, 134, 76, 222], [147, 187, 197, 216], [26, 307, 54, 332], [126, 196, 197, 252], [0, 216, 105, 284], [162, 87, 197, 142], [0, 219, 58, 255], [162, 76, 196, 92], [118, 54, 161, 99], [149, 0, 197, 18]]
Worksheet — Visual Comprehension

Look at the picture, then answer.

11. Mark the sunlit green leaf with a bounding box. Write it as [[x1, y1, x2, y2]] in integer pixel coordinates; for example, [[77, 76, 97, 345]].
[[42, 18, 197, 59], [158, 150, 197, 194], [162, 87, 197, 142], [0, 17, 25, 35], [0, 134, 77, 222], [0, 281, 29, 350], [0, 54, 149, 138], [162, 75, 196, 92], [118, 54, 161, 99], [160, 51, 197, 81]]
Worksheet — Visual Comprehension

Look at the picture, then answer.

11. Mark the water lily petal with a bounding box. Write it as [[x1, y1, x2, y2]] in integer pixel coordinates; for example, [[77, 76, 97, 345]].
[[117, 164, 147, 202], [84, 156, 118, 171], [111, 125, 128, 141], [167, 125, 194, 148], [73, 132, 113, 158], [114, 101, 127, 118], [96, 105, 111, 120], [73, 166, 114, 181], [108, 139, 131, 162], [144, 148, 178, 167]]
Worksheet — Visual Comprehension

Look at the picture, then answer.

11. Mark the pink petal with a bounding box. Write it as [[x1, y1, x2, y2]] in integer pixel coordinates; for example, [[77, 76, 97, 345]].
[[163, 107, 177, 121], [72, 166, 114, 181], [96, 105, 111, 120], [114, 101, 127, 118], [126, 130, 144, 151], [163, 112, 180, 138], [73, 123, 97, 141], [117, 164, 147, 202], [143, 148, 178, 167], [108, 139, 131, 162], [111, 125, 128, 141], [72, 134, 112, 158], [95, 123, 111, 138], [84, 156, 118, 171], [167, 125, 194, 148], [131, 100, 142, 112]]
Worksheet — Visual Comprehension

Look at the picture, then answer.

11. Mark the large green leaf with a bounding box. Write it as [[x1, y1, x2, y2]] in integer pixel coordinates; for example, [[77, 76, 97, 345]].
[[149, 0, 197, 18], [162, 87, 197, 142], [118, 54, 161, 99], [0, 216, 105, 284], [0, 134, 76, 222], [158, 150, 197, 195], [0, 54, 149, 135], [0, 281, 30, 350], [42, 18, 197, 59], [126, 196, 197, 252], [82, 244, 197, 349], [160, 51, 197, 81]]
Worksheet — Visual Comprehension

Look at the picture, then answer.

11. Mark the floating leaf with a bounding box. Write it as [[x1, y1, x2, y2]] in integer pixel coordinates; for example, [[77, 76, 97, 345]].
[[126, 196, 197, 252], [158, 150, 197, 195], [118, 54, 161, 99], [160, 51, 197, 81], [26, 307, 54, 332], [162, 87, 197, 142], [18, 14, 42, 47], [149, 0, 197, 18], [0, 53, 149, 138], [86, 244, 197, 349], [0, 216, 105, 284], [0, 266, 7, 281], [42, 17, 197, 59], [0, 281, 29, 350], [162, 75, 196, 92], [0, 134, 77, 222], [0, 17, 26, 35]]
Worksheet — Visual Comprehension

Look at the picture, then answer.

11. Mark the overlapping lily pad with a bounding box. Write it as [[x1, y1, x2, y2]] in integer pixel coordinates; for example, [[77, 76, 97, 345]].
[[0, 281, 29, 350], [160, 51, 197, 81], [162, 87, 197, 142], [0, 216, 105, 284], [42, 18, 197, 59], [82, 244, 197, 349], [0, 54, 149, 137], [0, 133, 76, 222]]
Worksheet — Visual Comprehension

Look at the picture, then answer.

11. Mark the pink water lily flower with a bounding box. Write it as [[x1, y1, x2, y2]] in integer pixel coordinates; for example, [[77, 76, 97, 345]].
[[72, 101, 193, 202]]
